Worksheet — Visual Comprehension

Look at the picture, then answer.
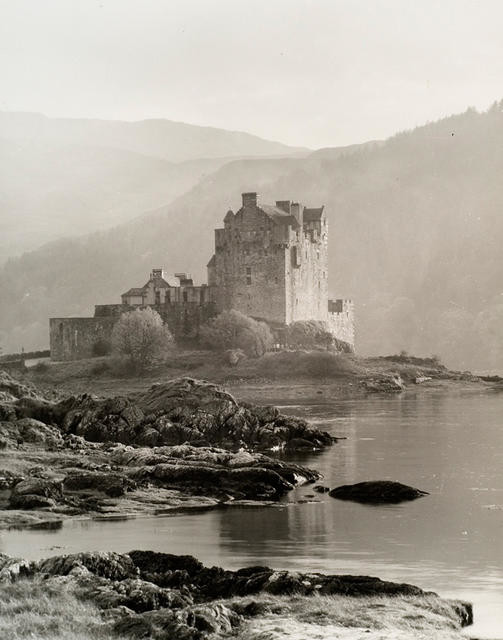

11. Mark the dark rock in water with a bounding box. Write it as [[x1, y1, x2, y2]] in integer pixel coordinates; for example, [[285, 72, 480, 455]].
[[313, 484, 330, 493], [329, 481, 429, 504]]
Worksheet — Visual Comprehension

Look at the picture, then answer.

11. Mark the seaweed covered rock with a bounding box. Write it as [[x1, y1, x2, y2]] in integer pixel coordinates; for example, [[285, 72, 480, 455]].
[[329, 480, 429, 504]]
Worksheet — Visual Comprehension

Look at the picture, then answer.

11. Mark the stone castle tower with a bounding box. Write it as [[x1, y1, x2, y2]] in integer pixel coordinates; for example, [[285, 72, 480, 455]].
[[207, 192, 354, 343], [50, 191, 354, 360]]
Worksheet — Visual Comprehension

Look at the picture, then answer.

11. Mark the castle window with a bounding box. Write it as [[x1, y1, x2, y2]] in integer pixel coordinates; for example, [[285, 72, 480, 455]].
[[183, 290, 188, 302], [166, 290, 171, 303], [317, 250, 320, 260], [155, 291, 161, 305], [246, 267, 252, 285]]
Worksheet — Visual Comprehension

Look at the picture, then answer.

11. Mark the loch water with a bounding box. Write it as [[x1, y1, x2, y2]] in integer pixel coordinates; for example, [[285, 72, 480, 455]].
[[2, 389, 503, 637]]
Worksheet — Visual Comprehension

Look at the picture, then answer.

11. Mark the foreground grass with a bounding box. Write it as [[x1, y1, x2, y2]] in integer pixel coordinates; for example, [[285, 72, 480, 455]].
[[0, 577, 470, 640], [237, 593, 469, 640], [0, 578, 115, 640]]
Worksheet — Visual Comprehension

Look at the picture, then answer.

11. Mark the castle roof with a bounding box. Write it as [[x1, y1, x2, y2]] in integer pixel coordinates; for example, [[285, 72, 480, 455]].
[[149, 276, 175, 288], [122, 287, 145, 297], [303, 206, 325, 221], [207, 254, 216, 268], [259, 204, 300, 227]]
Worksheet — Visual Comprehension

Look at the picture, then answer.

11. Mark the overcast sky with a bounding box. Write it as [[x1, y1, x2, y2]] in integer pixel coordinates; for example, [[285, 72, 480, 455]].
[[1, 0, 503, 148]]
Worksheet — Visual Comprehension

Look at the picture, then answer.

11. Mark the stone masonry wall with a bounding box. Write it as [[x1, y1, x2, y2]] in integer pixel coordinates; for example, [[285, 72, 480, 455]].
[[328, 299, 355, 348], [285, 217, 328, 324], [50, 317, 116, 361], [50, 300, 218, 361], [212, 206, 288, 324]]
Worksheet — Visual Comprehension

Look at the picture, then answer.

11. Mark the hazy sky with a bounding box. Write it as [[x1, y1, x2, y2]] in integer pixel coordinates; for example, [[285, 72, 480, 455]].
[[1, 0, 503, 148]]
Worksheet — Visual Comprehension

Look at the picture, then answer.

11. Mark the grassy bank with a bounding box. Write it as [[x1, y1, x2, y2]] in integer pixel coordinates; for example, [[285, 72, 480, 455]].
[[23, 348, 485, 398]]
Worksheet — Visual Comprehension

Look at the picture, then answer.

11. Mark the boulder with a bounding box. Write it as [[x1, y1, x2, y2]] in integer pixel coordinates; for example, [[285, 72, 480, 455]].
[[362, 374, 405, 393], [329, 481, 429, 504], [63, 471, 136, 497]]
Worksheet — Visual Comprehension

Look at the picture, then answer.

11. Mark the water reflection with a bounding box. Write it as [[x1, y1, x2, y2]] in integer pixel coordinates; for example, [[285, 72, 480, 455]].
[[1, 390, 502, 637]]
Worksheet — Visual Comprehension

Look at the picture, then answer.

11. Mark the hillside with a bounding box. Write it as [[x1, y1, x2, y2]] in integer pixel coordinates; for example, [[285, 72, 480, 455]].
[[0, 112, 307, 258], [0, 112, 307, 162], [1, 105, 502, 371]]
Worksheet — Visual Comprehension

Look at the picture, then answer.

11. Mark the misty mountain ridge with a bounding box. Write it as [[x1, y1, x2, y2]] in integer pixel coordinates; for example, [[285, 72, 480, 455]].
[[0, 111, 308, 259], [0, 111, 307, 162], [1, 103, 503, 372]]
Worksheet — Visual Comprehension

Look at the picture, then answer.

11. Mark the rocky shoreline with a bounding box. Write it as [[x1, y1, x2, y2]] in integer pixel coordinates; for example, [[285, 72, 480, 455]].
[[0, 549, 473, 639], [0, 372, 331, 529], [0, 368, 481, 637]]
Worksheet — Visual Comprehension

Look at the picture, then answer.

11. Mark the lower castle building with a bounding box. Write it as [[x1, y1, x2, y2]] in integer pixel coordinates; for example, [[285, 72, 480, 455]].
[[50, 192, 354, 361]]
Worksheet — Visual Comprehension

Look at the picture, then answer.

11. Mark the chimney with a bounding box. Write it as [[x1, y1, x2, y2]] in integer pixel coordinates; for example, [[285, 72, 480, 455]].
[[275, 200, 291, 214], [242, 192, 258, 208], [151, 268, 164, 280], [290, 202, 302, 224]]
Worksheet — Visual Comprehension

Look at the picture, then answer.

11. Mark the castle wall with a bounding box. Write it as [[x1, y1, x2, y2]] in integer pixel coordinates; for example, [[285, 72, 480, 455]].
[[50, 317, 116, 361], [328, 299, 355, 348], [212, 205, 288, 324], [285, 217, 328, 324]]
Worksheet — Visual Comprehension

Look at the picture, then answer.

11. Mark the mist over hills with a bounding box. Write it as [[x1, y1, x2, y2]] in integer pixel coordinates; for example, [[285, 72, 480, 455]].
[[0, 112, 307, 162], [1, 105, 502, 372], [0, 111, 307, 258]]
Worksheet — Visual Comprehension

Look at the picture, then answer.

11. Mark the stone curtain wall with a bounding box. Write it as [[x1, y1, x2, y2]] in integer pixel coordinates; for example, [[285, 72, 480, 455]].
[[50, 301, 218, 361], [328, 299, 355, 347], [49, 317, 116, 361]]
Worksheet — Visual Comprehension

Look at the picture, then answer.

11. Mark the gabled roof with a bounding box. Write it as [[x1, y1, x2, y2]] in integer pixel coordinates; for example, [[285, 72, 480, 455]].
[[150, 276, 175, 288], [259, 204, 300, 227], [303, 206, 325, 222], [121, 287, 145, 297]]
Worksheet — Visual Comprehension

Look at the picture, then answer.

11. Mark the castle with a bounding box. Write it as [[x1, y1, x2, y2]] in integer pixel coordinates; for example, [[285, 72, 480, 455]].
[[50, 193, 354, 360]]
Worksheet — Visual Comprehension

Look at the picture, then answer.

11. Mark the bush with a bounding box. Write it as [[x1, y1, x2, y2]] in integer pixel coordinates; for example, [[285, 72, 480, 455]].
[[32, 361, 49, 374], [285, 320, 336, 349], [200, 310, 273, 358], [90, 360, 110, 376], [111, 308, 173, 371], [92, 339, 111, 357]]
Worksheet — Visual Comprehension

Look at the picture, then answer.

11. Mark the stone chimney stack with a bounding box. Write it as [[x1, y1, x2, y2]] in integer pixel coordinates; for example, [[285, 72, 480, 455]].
[[275, 200, 291, 214], [290, 202, 302, 225], [242, 192, 258, 208]]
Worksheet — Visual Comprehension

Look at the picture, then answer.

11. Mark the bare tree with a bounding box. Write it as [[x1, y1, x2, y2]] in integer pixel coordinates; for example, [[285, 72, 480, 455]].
[[111, 308, 173, 371]]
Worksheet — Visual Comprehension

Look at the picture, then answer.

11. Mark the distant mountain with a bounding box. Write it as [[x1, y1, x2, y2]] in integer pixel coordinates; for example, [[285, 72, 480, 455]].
[[0, 112, 307, 259], [1, 105, 502, 371], [0, 112, 307, 162]]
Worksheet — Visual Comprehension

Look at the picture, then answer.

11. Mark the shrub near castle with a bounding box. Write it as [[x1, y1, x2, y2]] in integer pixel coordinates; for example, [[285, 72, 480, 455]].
[[200, 310, 273, 358], [111, 308, 173, 371]]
